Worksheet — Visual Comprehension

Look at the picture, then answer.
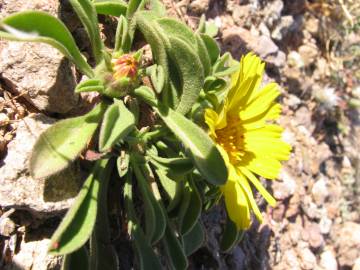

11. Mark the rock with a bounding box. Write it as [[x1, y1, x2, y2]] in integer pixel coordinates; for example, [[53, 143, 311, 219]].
[[0, 114, 82, 218], [189, 0, 210, 14], [354, 258, 360, 270], [0, 41, 79, 114], [282, 249, 301, 270], [286, 94, 302, 110], [311, 176, 329, 205], [298, 43, 318, 67], [319, 216, 332, 234], [271, 16, 294, 41], [273, 169, 297, 200], [304, 223, 324, 249], [0, 0, 60, 17], [320, 249, 338, 270], [222, 26, 285, 67], [297, 247, 317, 270], [287, 51, 305, 68], [305, 16, 320, 37], [4, 238, 62, 270], [0, 0, 79, 114], [263, 0, 284, 28], [334, 222, 360, 268]]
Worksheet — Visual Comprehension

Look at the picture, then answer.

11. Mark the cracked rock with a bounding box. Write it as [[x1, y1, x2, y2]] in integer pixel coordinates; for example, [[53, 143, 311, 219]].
[[0, 0, 79, 114], [0, 114, 83, 218]]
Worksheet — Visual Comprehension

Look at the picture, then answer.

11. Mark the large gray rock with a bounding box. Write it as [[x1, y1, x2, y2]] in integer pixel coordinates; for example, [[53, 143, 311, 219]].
[[0, 0, 79, 114], [0, 114, 83, 217]]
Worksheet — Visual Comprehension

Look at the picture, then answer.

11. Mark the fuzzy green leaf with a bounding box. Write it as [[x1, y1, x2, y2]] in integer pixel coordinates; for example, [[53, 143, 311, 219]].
[[154, 169, 177, 200], [75, 78, 104, 93], [30, 102, 107, 180], [195, 34, 211, 76], [183, 220, 204, 256], [69, 0, 103, 64], [148, 154, 194, 175], [200, 34, 220, 65], [135, 12, 169, 95], [167, 36, 204, 115], [162, 222, 188, 270], [61, 246, 90, 270], [93, 0, 127, 16], [203, 76, 227, 92], [132, 162, 166, 244], [147, 64, 165, 94], [220, 217, 245, 253], [124, 173, 163, 270], [114, 15, 131, 52], [0, 11, 93, 77], [133, 86, 158, 107], [126, 0, 144, 18], [179, 178, 201, 234], [90, 159, 118, 270], [147, 0, 166, 16], [99, 100, 135, 152], [157, 107, 228, 186], [157, 18, 197, 46], [48, 159, 112, 255]]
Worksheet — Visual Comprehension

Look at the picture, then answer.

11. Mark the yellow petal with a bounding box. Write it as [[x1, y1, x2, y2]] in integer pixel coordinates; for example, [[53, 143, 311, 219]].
[[241, 154, 282, 179], [237, 173, 263, 223], [204, 108, 219, 138], [239, 83, 280, 120], [239, 166, 276, 207], [223, 179, 251, 230]]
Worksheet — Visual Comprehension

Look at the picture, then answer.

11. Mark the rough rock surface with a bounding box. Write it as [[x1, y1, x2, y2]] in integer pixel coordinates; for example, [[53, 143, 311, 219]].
[[4, 238, 62, 270], [0, 0, 79, 114], [222, 26, 286, 67], [0, 0, 60, 16], [0, 114, 82, 217]]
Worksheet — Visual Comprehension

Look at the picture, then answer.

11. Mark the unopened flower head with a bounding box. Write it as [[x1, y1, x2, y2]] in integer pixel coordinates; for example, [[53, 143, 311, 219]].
[[111, 53, 138, 81], [205, 53, 291, 230]]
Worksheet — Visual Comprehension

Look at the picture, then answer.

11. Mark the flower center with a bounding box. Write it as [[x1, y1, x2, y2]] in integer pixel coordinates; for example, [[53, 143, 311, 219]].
[[111, 54, 138, 80], [215, 116, 244, 164]]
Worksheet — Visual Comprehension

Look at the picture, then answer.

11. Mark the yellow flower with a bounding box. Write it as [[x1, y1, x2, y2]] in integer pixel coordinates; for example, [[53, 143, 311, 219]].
[[205, 53, 291, 230]]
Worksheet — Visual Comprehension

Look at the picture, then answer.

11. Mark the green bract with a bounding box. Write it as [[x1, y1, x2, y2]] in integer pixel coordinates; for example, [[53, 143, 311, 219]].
[[0, 0, 240, 268]]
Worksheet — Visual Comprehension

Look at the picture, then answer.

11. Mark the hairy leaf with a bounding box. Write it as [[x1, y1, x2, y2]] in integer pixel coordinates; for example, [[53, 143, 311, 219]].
[[135, 12, 169, 95], [157, 107, 228, 185], [30, 102, 107, 179], [0, 11, 93, 77], [75, 78, 104, 93], [99, 100, 135, 152], [48, 159, 112, 255], [182, 220, 204, 256], [200, 34, 220, 65], [167, 36, 204, 115], [69, 0, 103, 64], [179, 177, 201, 234], [124, 173, 162, 270], [114, 15, 131, 52], [89, 159, 118, 270], [162, 222, 188, 270], [133, 162, 166, 244], [93, 0, 127, 17]]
